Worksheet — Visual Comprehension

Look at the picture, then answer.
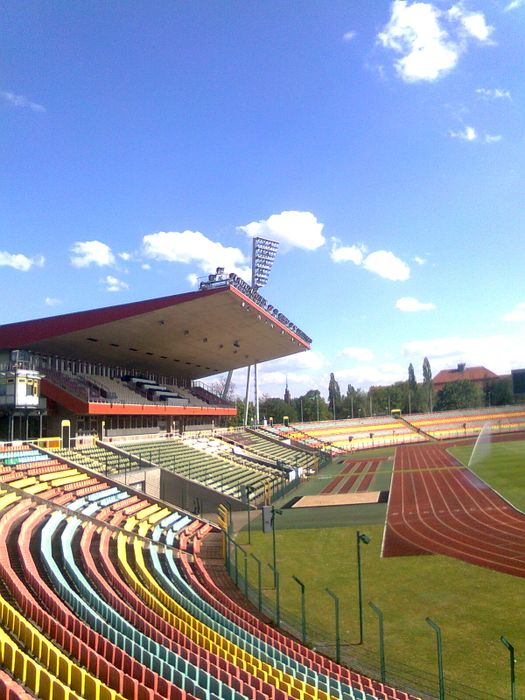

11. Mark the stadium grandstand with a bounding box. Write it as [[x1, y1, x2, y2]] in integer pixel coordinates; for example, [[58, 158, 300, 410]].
[[0, 442, 418, 700], [0, 275, 310, 443], [0, 277, 320, 513], [267, 405, 525, 453], [0, 274, 424, 700]]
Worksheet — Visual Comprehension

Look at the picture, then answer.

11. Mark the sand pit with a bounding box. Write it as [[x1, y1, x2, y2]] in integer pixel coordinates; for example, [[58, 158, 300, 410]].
[[292, 491, 382, 508]]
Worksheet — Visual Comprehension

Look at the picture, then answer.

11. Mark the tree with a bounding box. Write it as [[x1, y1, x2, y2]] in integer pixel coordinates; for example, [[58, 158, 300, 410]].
[[408, 363, 417, 413], [328, 373, 342, 419], [259, 397, 297, 424], [210, 375, 235, 403], [435, 380, 484, 411], [486, 377, 513, 407], [422, 357, 433, 412], [342, 384, 368, 419], [294, 389, 329, 422]]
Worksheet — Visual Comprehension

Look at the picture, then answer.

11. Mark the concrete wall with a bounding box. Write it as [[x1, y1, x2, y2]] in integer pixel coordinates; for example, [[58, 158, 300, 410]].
[[112, 468, 161, 500], [159, 468, 250, 521]]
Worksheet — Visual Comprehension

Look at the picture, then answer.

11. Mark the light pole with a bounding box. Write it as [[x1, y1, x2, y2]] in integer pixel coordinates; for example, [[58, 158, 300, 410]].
[[325, 587, 341, 664], [268, 563, 280, 626], [244, 237, 279, 426], [292, 575, 307, 644], [500, 636, 516, 700], [356, 530, 371, 644], [426, 617, 445, 700], [271, 505, 282, 587], [368, 601, 386, 683]]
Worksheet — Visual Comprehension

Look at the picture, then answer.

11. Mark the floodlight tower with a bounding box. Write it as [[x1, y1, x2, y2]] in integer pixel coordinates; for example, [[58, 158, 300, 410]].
[[243, 237, 279, 426]]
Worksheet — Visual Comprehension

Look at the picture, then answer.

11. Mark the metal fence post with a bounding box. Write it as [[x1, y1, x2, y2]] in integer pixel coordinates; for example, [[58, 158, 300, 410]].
[[292, 575, 307, 645], [369, 601, 386, 683], [426, 617, 445, 700], [268, 563, 280, 626], [500, 636, 516, 700], [249, 553, 262, 611], [325, 587, 341, 664]]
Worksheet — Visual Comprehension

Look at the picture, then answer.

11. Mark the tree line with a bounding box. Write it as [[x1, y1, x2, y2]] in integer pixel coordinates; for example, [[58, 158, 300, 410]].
[[216, 358, 514, 426]]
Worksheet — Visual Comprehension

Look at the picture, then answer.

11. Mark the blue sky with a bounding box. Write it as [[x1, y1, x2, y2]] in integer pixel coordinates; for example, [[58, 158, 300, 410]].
[[2, 1, 525, 399]]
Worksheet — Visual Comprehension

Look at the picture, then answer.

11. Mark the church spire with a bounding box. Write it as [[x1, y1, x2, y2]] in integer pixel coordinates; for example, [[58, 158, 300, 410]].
[[284, 375, 291, 404]]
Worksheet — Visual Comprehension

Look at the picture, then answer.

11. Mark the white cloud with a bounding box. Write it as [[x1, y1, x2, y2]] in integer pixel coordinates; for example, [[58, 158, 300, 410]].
[[118, 252, 132, 261], [378, 1, 494, 83], [238, 211, 325, 252], [449, 7, 493, 42], [395, 296, 436, 312], [336, 363, 407, 390], [503, 302, 525, 322], [449, 126, 502, 143], [378, 1, 460, 82], [0, 251, 45, 271], [44, 297, 61, 306], [142, 230, 251, 281], [331, 241, 410, 280], [339, 346, 375, 362], [363, 250, 410, 280], [414, 256, 427, 265], [1, 90, 46, 113], [103, 275, 129, 292], [262, 350, 327, 373], [343, 30, 357, 41], [330, 241, 365, 265], [187, 273, 199, 288], [449, 125, 477, 141], [70, 240, 115, 268], [141, 263, 151, 270], [402, 331, 525, 375], [476, 87, 511, 100], [504, 0, 524, 11]]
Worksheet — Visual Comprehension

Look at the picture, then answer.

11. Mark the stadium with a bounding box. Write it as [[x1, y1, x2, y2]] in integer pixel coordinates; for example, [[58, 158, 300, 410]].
[[1, 268, 525, 700]]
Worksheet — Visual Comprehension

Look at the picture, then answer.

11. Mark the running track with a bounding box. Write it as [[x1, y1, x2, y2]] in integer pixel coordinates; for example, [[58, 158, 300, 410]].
[[383, 443, 525, 578]]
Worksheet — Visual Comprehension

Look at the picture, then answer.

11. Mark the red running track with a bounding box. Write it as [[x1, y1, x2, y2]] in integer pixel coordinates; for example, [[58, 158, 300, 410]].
[[382, 443, 525, 578], [322, 459, 382, 494]]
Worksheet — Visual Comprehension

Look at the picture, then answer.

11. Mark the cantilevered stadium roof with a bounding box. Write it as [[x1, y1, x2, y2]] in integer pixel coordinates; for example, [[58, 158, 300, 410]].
[[0, 283, 310, 380]]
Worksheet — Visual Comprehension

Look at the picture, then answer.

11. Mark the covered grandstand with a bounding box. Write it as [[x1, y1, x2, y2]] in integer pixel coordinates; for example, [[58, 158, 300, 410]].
[[0, 278, 310, 442]]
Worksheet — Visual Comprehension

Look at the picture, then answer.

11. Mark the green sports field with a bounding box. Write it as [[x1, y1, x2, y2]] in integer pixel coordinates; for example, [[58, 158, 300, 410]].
[[233, 438, 525, 700]]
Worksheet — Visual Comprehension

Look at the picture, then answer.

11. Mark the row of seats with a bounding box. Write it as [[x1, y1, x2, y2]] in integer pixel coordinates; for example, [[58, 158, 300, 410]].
[[405, 406, 525, 440], [119, 439, 287, 503], [225, 432, 318, 473], [264, 407, 525, 454], [0, 444, 418, 700]]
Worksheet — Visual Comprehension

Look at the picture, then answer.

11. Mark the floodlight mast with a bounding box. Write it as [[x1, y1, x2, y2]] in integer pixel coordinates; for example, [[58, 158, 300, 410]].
[[243, 237, 279, 426]]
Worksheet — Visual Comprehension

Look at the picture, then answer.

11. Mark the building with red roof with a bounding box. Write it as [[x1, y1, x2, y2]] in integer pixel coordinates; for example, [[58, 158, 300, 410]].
[[433, 363, 498, 392]]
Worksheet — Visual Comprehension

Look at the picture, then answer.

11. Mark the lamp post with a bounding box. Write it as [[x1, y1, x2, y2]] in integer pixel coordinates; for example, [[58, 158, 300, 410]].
[[268, 563, 280, 626], [271, 505, 282, 587], [368, 601, 386, 683], [249, 552, 262, 611], [356, 530, 371, 645], [500, 636, 516, 700], [325, 587, 341, 664], [426, 617, 445, 700], [292, 575, 307, 644]]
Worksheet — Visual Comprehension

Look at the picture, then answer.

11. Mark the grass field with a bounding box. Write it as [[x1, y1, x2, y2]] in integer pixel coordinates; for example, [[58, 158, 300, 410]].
[[233, 439, 525, 700]]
